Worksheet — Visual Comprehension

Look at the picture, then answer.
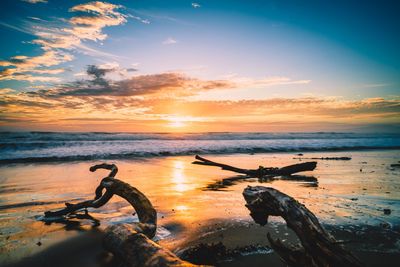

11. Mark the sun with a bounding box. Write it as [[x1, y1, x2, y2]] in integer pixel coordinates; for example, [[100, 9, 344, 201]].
[[166, 116, 188, 128], [168, 121, 186, 128], [165, 115, 206, 130]]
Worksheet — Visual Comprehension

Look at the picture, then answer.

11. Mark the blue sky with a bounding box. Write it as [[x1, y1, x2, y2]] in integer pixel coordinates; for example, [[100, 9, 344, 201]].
[[0, 0, 399, 132]]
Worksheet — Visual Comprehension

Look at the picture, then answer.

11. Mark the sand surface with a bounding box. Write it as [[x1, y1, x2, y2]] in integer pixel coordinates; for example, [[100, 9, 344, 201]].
[[1, 150, 399, 266]]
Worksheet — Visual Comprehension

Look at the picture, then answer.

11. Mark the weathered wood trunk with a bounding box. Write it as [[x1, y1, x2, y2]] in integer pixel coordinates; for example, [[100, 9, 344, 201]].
[[104, 224, 199, 267], [243, 186, 362, 267]]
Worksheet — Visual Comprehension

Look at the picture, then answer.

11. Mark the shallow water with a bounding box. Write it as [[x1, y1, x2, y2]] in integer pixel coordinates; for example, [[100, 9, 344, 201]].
[[0, 150, 399, 265]]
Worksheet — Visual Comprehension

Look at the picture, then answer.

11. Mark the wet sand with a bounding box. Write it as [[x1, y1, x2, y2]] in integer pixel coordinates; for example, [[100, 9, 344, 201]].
[[1, 150, 399, 266]]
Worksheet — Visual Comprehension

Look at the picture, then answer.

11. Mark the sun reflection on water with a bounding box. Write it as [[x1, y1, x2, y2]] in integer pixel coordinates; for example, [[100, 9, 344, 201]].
[[171, 160, 189, 193], [175, 205, 189, 211]]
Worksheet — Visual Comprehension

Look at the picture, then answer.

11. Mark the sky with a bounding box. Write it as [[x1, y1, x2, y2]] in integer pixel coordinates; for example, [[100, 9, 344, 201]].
[[0, 0, 399, 132]]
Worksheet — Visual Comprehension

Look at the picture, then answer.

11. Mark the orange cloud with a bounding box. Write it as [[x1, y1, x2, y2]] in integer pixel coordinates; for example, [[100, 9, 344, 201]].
[[1, 65, 398, 131], [1, 70, 399, 132]]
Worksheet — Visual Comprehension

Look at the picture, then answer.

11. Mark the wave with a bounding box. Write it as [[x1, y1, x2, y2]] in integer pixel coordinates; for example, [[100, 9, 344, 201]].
[[1, 145, 399, 164], [1, 132, 399, 164], [1, 131, 398, 142]]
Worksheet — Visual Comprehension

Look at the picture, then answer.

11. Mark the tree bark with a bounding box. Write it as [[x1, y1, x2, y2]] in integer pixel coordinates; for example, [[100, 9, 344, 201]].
[[243, 186, 362, 267]]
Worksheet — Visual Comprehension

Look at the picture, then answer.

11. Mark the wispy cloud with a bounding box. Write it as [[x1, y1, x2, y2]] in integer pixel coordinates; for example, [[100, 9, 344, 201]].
[[127, 14, 150, 24], [357, 83, 391, 88], [0, 21, 33, 35], [162, 37, 178, 45], [192, 3, 201, 8], [0, 1, 128, 83], [230, 76, 311, 87], [22, 0, 47, 4]]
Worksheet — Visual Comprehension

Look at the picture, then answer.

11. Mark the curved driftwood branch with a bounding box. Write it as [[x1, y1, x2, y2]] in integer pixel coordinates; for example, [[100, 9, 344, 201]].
[[193, 155, 317, 178], [243, 186, 361, 267], [44, 163, 118, 217], [44, 163, 198, 267]]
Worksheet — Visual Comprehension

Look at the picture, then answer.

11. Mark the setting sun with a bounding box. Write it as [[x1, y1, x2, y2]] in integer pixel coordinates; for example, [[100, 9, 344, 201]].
[[165, 116, 207, 129], [166, 116, 188, 128], [168, 120, 186, 128]]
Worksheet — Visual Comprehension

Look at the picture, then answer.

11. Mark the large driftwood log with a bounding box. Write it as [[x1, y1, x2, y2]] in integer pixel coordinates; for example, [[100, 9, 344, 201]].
[[193, 155, 317, 178], [243, 186, 362, 267], [104, 224, 198, 267], [44, 163, 197, 267]]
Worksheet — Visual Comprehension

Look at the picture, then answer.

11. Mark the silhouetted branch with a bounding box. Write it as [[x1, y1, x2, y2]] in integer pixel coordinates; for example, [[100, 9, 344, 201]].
[[193, 155, 317, 178], [293, 157, 351, 161]]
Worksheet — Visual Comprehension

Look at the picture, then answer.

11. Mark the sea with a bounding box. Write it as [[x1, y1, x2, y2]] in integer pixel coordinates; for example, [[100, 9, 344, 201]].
[[1, 132, 399, 164]]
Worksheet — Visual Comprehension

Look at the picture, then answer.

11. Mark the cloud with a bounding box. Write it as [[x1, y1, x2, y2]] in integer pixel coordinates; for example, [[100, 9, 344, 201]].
[[1, 65, 398, 131], [162, 37, 178, 45], [1, 90, 399, 131], [29, 66, 232, 98], [0, 88, 15, 95], [22, 0, 47, 3], [128, 14, 150, 24], [145, 97, 400, 127], [3, 63, 309, 99], [357, 83, 391, 89], [0, 51, 72, 82], [0, 21, 33, 35], [0, 1, 127, 83], [231, 76, 311, 87], [192, 3, 201, 8]]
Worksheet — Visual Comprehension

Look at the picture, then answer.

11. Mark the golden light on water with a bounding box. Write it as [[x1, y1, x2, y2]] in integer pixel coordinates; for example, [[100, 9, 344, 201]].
[[174, 205, 189, 211], [172, 160, 189, 192]]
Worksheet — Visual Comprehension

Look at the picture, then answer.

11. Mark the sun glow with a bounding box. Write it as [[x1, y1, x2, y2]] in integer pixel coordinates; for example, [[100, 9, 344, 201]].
[[168, 120, 186, 128], [165, 116, 210, 130], [166, 116, 189, 128], [165, 115, 206, 129]]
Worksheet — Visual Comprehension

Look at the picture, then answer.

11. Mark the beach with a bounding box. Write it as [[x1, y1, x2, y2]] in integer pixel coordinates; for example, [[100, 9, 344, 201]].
[[1, 147, 399, 266], [1, 0, 399, 265]]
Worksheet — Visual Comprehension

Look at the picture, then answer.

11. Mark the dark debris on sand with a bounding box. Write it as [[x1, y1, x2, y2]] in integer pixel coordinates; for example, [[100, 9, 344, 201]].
[[178, 242, 272, 265]]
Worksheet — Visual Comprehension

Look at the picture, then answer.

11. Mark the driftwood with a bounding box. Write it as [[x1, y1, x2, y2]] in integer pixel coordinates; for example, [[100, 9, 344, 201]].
[[44, 162, 360, 267], [193, 155, 317, 178], [243, 186, 362, 267], [293, 157, 352, 161], [44, 163, 197, 267]]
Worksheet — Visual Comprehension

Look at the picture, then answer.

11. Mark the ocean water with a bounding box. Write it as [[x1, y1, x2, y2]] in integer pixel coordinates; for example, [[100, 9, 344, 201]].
[[1, 132, 399, 163]]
